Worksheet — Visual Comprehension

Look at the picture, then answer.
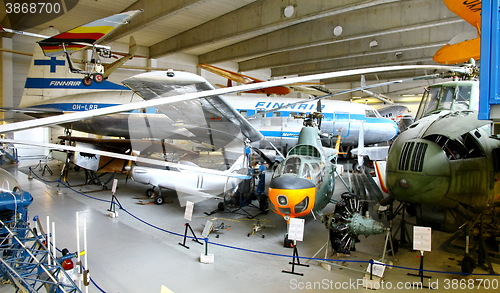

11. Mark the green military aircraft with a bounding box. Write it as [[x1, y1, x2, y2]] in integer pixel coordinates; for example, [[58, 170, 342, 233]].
[[386, 73, 500, 273]]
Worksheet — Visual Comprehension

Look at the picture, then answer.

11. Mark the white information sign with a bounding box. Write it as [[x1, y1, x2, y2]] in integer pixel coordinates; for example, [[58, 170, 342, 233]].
[[202, 220, 213, 238], [184, 201, 194, 221], [288, 218, 305, 242], [111, 179, 118, 194], [365, 260, 386, 278], [413, 226, 432, 252]]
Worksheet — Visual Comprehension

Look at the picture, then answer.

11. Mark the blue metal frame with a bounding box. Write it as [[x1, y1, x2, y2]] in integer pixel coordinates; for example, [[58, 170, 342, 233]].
[[479, 0, 500, 120]]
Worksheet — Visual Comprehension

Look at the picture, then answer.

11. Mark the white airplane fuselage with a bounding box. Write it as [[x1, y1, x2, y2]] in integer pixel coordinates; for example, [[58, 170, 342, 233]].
[[25, 90, 398, 148]]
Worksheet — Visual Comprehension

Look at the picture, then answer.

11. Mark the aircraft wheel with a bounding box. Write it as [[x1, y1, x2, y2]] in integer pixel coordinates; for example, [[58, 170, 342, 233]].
[[82, 77, 92, 86], [461, 254, 476, 274], [154, 195, 165, 205], [146, 188, 155, 197], [93, 73, 104, 83]]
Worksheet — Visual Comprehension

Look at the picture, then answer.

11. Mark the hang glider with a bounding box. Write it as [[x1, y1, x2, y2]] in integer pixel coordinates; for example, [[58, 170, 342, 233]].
[[433, 0, 481, 64], [197, 63, 330, 96]]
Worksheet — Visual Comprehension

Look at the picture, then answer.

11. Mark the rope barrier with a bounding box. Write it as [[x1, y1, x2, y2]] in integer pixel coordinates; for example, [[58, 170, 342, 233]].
[[26, 166, 500, 293]]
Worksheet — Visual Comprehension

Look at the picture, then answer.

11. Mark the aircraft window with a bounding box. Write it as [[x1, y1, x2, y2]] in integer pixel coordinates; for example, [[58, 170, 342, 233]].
[[273, 112, 281, 117], [365, 110, 378, 118], [454, 85, 472, 111], [310, 163, 321, 184], [283, 157, 301, 174], [239, 110, 248, 117], [417, 87, 440, 119], [439, 86, 454, 110], [303, 163, 312, 180]]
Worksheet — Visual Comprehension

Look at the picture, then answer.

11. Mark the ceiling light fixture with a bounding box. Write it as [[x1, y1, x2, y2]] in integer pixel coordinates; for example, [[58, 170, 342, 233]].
[[333, 25, 343, 37], [283, 5, 294, 18]]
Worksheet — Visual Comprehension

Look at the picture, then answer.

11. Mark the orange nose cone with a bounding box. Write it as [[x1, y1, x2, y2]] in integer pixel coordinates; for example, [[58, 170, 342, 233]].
[[268, 176, 316, 218]]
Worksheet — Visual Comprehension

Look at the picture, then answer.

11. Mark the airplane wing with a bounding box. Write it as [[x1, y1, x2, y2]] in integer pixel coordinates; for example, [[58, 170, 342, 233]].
[[37, 10, 142, 57], [442, 0, 480, 28], [0, 64, 472, 135], [433, 0, 481, 64], [198, 63, 324, 96]]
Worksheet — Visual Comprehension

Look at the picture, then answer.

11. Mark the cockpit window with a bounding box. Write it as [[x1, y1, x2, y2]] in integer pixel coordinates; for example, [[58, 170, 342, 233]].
[[455, 85, 472, 111], [417, 84, 474, 120], [303, 163, 312, 179], [283, 157, 301, 174], [365, 109, 378, 118]]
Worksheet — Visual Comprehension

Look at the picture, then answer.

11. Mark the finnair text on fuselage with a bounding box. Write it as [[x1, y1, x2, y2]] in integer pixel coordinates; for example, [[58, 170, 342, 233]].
[[49, 80, 82, 87], [255, 101, 324, 111]]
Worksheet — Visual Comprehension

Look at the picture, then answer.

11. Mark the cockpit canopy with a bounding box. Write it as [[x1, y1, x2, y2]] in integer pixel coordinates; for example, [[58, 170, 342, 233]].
[[416, 80, 479, 121], [275, 155, 324, 183]]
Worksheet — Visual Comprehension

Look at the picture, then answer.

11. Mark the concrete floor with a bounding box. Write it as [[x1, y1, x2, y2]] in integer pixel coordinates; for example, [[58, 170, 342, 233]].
[[1, 159, 498, 293]]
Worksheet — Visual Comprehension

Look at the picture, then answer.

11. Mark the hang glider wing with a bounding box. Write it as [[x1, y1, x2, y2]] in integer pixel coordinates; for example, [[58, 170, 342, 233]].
[[0, 138, 251, 179], [433, 0, 481, 64], [121, 70, 263, 149], [0, 65, 472, 135], [37, 10, 142, 57]]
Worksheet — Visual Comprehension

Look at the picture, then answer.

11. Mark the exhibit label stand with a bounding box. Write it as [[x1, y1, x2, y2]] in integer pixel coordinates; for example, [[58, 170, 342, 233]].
[[179, 201, 202, 249], [282, 218, 309, 276], [408, 226, 434, 289], [107, 179, 121, 218], [200, 220, 214, 264], [362, 259, 386, 289]]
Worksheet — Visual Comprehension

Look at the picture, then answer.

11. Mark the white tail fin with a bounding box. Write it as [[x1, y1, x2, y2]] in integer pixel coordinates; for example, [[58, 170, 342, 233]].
[[20, 27, 128, 108]]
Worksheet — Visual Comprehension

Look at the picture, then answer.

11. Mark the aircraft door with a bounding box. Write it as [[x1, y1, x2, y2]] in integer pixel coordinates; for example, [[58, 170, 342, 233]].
[[331, 112, 351, 138]]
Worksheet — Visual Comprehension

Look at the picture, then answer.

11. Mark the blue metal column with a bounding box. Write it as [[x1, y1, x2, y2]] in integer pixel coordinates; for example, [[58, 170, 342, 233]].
[[479, 0, 500, 120]]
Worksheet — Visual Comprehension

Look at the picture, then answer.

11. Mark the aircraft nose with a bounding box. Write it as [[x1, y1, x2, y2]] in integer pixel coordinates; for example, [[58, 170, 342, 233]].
[[268, 175, 316, 219], [387, 119, 399, 139], [386, 139, 451, 206]]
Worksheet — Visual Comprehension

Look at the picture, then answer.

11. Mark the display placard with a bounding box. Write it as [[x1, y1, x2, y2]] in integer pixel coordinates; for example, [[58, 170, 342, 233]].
[[202, 220, 213, 238], [365, 260, 386, 278], [413, 226, 432, 252], [184, 201, 194, 221], [288, 218, 305, 242], [111, 179, 118, 194]]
